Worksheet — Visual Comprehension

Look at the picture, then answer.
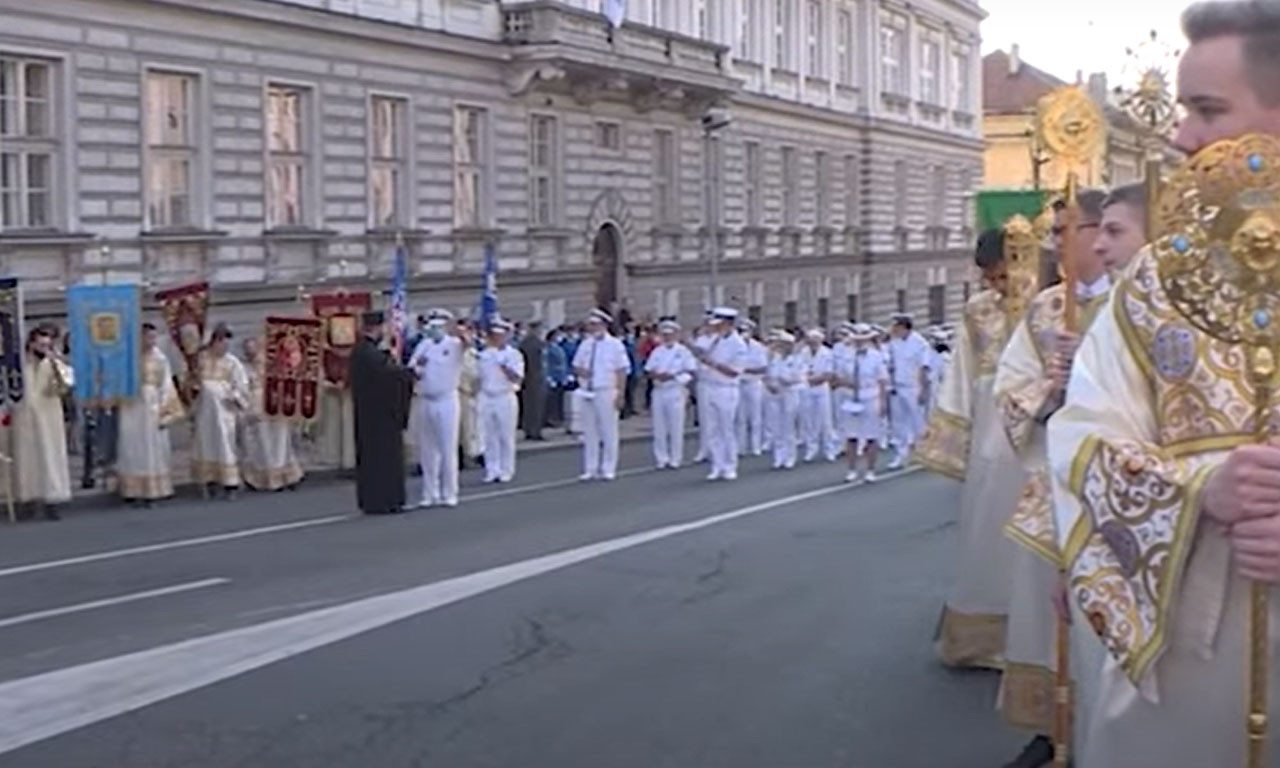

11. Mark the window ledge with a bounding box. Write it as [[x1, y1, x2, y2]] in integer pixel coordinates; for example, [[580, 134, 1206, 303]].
[[0, 231, 95, 246], [650, 225, 686, 238], [366, 228, 431, 239], [527, 227, 577, 239], [741, 226, 770, 236], [881, 92, 911, 106], [779, 226, 805, 236], [264, 228, 338, 242], [141, 229, 229, 243], [451, 227, 506, 240], [813, 225, 839, 235]]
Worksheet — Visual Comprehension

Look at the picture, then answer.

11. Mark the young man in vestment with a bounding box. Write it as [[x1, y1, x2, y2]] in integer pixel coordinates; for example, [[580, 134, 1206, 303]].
[[349, 311, 414, 515], [116, 322, 182, 505], [13, 325, 73, 520], [1049, 4, 1280, 764], [240, 337, 303, 492], [914, 229, 1025, 668], [191, 324, 249, 499]]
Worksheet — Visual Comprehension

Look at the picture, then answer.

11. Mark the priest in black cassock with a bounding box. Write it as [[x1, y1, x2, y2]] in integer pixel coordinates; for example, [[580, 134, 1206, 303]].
[[349, 311, 414, 515]]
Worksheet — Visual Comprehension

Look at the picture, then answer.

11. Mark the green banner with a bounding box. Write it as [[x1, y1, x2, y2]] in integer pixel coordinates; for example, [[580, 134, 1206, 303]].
[[975, 189, 1047, 232]]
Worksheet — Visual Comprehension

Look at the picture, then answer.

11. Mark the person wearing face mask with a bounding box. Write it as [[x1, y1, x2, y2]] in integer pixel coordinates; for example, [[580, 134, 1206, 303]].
[[477, 318, 524, 484], [1047, 4, 1280, 764], [763, 330, 803, 470], [736, 318, 769, 458], [691, 307, 748, 480], [408, 309, 464, 508], [572, 309, 631, 481], [834, 323, 888, 485], [191, 323, 250, 501], [644, 319, 696, 469], [12, 325, 73, 521]]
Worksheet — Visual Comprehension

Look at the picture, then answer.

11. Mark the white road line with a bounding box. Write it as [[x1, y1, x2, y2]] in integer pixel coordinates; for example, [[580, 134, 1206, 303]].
[[0, 579, 230, 630], [0, 478, 875, 755], [0, 516, 349, 579], [459, 465, 654, 503]]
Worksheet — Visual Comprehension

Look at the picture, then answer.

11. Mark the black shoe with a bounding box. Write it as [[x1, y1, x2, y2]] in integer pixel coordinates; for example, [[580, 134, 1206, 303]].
[[42, 504, 61, 521], [1003, 736, 1054, 768]]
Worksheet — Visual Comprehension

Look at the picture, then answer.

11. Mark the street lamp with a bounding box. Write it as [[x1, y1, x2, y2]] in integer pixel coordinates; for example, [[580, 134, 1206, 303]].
[[702, 107, 732, 303]]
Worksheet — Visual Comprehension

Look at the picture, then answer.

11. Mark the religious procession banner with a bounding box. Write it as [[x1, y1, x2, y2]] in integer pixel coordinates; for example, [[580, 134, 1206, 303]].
[[155, 281, 209, 403], [311, 291, 370, 388], [67, 284, 141, 406], [975, 190, 1048, 232], [0, 278, 24, 407], [263, 316, 321, 421]]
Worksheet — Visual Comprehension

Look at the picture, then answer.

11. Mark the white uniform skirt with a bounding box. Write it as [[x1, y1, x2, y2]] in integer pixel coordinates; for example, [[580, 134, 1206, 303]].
[[837, 389, 884, 443]]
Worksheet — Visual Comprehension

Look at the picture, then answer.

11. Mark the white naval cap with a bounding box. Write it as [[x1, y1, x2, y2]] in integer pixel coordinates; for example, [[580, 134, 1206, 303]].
[[658, 319, 681, 333], [425, 308, 454, 325], [737, 317, 757, 331], [586, 308, 613, 325], [847, 323, 878, 340], [488, 317, 513, 333], [805, 327, 826, 342], [771, 329, 796, 344], [711, 306, 738, 321]]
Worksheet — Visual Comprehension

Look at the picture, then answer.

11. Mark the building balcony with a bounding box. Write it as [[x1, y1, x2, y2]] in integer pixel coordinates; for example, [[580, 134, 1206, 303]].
[[501, 1, 738, 109]]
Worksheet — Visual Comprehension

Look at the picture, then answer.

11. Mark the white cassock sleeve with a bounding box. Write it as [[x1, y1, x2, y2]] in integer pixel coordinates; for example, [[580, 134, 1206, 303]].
[[913, 315, 976, 480]]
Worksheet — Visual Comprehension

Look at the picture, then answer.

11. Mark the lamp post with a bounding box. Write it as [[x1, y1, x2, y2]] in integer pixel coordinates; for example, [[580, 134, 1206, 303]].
[[1113, 29, 1180, 239]]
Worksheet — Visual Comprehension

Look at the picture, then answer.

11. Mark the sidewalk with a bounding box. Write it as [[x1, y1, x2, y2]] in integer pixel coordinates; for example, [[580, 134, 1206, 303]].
[[61, 413, 657, 505]]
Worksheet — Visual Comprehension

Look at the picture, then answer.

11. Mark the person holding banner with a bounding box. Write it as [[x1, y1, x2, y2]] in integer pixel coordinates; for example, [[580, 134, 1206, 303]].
[[573, 309, 631, 482], [409, 309, 464, 508], [240, 337, 303, 493], [477, 318, 524, 484], [192, 323, 250, 499], [116, 323, 183, 505], [13, 325, 73, 520]]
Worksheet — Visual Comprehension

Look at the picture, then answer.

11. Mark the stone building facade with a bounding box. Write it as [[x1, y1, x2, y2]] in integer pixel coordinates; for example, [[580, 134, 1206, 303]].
[[0, 0, 984, 332]]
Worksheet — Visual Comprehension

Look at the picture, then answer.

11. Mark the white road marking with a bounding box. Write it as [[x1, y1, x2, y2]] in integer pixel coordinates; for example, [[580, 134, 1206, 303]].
[[0, 579, 230, 630], [0, 517, 350, 579], [0, 479, 876, 756], [459, 465, 654, 503]]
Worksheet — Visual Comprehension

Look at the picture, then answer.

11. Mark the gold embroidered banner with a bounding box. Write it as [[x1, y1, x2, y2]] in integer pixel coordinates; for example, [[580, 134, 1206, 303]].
[[311, 291, 370, 388], [264, 316, 322, 421]]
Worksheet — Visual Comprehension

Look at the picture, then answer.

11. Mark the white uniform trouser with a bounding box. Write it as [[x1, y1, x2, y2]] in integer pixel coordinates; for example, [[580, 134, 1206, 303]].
[[765, 388, 799, 468], [695, 382, 710, 460], [704, 383, 741, 477], [890, 386, 924, 454], [801, 384, 836, 461], [736, 377, 765, 456], [579, 389, 620, 478], [651, 384, 687, 468], [417, 393, 460, 504], [479, 392, 518, 482]]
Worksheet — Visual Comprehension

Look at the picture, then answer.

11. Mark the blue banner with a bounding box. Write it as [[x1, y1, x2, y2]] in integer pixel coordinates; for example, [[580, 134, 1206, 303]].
[[480, 243, 498, 330], [68, 284, 141, 405], [389, 242, 407, 357]]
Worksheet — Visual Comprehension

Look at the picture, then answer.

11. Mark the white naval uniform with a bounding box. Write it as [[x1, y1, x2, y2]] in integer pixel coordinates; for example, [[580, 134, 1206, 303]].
[[886, 331, 932, 458], [799, 344, 838, 462], [477, 344, 524, 483], [835, 346, 888, 444], [736, 337, 769, 456], [698, 331, 747, 479], [764, 351, 804, 469], [409, 335, 464, 506], [573, 333, 632, 480], [644, 342, 696, 468], [691, 332, 714, 462]]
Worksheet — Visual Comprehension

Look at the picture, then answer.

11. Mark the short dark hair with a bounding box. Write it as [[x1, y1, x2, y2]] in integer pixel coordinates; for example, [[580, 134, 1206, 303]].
[[1103, 183, 1148, 218], [142, 321, 157, 332], [1183, 0, 1280, 107], [974, 228, 1005, 269], [1053, 188, 1107, 224]]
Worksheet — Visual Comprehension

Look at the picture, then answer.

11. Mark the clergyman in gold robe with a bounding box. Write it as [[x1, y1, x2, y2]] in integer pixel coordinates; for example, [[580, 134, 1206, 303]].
[[116, 322, 183, 505]]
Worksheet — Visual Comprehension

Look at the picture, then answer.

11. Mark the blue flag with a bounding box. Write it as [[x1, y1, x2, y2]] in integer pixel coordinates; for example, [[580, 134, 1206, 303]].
[[480, 243, 499, 330], [390, 242, 407, 355], [67, 284, 141, 405]]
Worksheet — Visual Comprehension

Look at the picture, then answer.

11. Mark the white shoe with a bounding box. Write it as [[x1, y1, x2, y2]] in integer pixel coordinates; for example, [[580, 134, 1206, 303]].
[[865, 471, 879, 483], [499, 475, 514, 484], [723, 471, 738, 481], [442, 497, 459, 508], [668, 463, 681, 470], [579, 473, 597, 482], [416, 498, 434, 509], [844, 470, 864, 485], [483, 476, 499, 484], [601, 473, 616, 481], [706, 471, 722, 481], [886, 456, 905, 471]]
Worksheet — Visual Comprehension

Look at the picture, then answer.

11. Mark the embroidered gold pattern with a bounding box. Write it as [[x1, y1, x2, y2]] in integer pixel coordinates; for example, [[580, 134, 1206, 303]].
[[1000, 661, 1057, 735], [966, 289, 1010, 377], [1005, 467, 1060, 566], [914, 409, 970, 480]]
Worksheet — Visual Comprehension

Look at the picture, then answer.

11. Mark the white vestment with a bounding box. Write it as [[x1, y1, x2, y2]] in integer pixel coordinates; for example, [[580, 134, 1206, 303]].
[[13, 354, 73, 504], [645, 342, 695, 468], [316, 385, 356, 470], [116, 347, 183, 500], [192, 351, 250, 487], [240, 361, 303, 492]]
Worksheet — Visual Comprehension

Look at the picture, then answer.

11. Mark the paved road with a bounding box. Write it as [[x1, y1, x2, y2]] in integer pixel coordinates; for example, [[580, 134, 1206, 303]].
[[0, 440, 1025, 767]]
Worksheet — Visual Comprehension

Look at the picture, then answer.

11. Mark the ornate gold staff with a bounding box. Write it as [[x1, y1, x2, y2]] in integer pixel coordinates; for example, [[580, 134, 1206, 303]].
[[1115, 29, 1180, 239], [1034, 84, 1105, 768], [1155, 133, 1280, 768]]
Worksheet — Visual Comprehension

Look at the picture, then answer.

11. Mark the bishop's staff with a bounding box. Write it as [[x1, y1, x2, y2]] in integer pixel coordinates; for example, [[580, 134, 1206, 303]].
[[1114, 29, 1182, 241], [1156, 134, 1280, 768], [1034, 84, 1106, 768]]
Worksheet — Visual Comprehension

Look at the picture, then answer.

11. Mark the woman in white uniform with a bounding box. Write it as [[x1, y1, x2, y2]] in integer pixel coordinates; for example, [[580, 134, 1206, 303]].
[[763, 330, 803, 470], [834, 323, 889, 485]]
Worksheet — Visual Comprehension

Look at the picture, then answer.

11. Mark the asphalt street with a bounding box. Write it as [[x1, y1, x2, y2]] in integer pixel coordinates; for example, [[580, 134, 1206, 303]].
[[0, 438, 1025, 768]]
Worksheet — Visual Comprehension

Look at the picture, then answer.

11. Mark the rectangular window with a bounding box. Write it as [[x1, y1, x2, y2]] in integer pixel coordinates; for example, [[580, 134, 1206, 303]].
[[815, 151, 829, 226], [963, 280, 971, 302], [805, 0, 823, 78], [696, 0, 709, 38], [370, 95, 408, 229], [843, 154, 858, 228], [930, 165, 946, 226], [745, 141, 761, 226], [653, 0, 674, 27], [846, 292, 858, 322], [266, 84, 310, 229], [893, 159, 907, 226], [781, 146, 797, 226], [653, 128, 676, 225], [817, 296, 829, 328], [929, 284, 945, 325], [896, 287, 907, 313], [880, 16, 907, 95], [595, 120, 621, 151], [529, 114, 558, 227], [144, 71, 198, 230], [453, 105, 489, 229], [739, 0, 756, 59], [0, 56, 56, 230], [836, 9, 854, 86], [773, 0, 790, 70], [784, 299, 798, 329], [921, 35, 942, 105], [952, 48, 972, 112]]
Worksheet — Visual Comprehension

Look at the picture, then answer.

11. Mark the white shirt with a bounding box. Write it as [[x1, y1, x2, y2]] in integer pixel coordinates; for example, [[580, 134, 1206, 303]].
[[645, 342, 696, 389], [838, 347, 889, 401], [766, 351, 805, 390], [697, 331, 747, 388], [1077, 274, 1112, 300], [887, 332, 931, 390], [740, 338, 769, 382], [801, 344, 835, 388], [478, 345, 524, 396], [410, 335, 463, 399], [572, 334, 631, 392]]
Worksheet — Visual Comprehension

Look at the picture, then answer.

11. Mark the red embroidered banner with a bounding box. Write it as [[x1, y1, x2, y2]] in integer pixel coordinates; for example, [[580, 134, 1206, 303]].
[[311, 292, 370, 387], [264, 316, 322, 421], [155, 282, 209, 405]]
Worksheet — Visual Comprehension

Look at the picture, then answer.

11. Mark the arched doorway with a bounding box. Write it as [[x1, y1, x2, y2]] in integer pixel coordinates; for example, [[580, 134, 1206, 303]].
[[592, 223, 621, 312]]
